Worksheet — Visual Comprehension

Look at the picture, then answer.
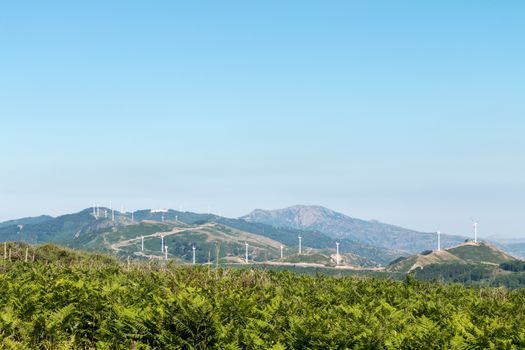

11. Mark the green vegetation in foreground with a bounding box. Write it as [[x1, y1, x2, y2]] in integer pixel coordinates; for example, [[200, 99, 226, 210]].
[[1, 243, 525, 349]]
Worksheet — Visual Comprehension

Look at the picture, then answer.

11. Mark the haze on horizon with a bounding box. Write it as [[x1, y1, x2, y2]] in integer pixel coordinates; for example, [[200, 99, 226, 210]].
[[1, 1, 524, 238]]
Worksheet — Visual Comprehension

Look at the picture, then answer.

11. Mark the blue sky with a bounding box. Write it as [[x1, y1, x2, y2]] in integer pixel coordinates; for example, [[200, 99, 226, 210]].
[[1, 1, 524, 238]]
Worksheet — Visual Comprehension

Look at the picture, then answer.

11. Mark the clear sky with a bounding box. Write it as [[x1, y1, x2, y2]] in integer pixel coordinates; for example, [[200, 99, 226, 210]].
[[1, 1, 524, 238]]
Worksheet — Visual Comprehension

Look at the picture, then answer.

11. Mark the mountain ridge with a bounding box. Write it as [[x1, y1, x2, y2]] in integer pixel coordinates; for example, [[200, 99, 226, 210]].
[[241, 205, 467, 253], [0, 207, 401, 266], [388, 241, 519, 273]]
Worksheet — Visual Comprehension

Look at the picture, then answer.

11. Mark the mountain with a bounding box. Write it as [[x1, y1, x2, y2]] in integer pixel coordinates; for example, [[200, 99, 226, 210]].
[[2, 206, 477, 267], [102, 209, 408, 265], [494, 239, 525, 259], [387, 241, 518, 273], [0, 208, 125, 244], [0, 208, 400, 266], [0, 215, 53, 229], [241, 205, 466, 254]]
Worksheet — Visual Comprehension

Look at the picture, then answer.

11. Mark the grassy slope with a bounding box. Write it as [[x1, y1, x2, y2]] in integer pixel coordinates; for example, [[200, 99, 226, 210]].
[[0, 209, 402, 266], [447, 242, 517, 265], [79, 222, 282, 263]]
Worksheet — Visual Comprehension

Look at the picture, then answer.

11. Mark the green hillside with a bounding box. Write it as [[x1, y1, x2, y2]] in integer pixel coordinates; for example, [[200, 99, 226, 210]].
[[0, 215, 53, 229], [447, 242, 517, 265], [73, 220, 283, 263], [278, 252, 335, 266], [0, 208, 403, 266], [388, 242, 518, 273], [388, 250, 464, 273]]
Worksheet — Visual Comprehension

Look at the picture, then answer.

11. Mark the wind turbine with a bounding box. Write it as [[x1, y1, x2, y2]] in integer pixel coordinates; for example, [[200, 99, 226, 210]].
[[336, 241, 340, 265], [472, 220, 479, 243], [141, 235, 144, 252], [131, 211, 134, 223], [192, 246, 196, 265], [280, 245, 284, 259], [164, 245, 168, 260], [245, 242, 249, 264], [161, 234, 164, 253], [437, 231, 441, 251], [298, 235, 302, 255]]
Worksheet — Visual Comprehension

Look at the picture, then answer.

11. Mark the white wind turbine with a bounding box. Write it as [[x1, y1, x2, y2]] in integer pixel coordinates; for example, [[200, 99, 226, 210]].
[[280, 245, 284, 259], [336, 241, 340, 265], [472, 220, 479, 243], [245, 242, 249, 264], [192, 246, 196, 265], [298, 235, 302, 255], [437, 231, 441, 251]]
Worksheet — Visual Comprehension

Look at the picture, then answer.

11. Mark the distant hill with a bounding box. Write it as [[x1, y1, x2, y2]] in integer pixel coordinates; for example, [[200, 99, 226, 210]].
[[0, 215, 53, 229], [387, 241, 518, 273], [0, 208, 128, 244], [77, 220, 283, 263], [495, 239, 525, 259], [241, 205, 467, 254], [447, 242, 517, 265], [0, 208, 401, 266], [1, 206, 483, 267], [0, 210, 283, 263]]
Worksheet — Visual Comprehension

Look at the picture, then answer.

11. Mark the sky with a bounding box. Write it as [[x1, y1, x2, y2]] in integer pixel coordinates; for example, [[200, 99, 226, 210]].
[[1, 1, 524, 238]]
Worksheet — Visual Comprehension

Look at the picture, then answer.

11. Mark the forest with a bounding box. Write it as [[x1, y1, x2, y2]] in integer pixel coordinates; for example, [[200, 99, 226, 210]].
[[1, 243, 525, 349]]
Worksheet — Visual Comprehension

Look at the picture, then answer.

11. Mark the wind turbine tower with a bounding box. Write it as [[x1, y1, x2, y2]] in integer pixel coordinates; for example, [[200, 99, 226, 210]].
[[161, 234, 164, 253], [245, 242, 249, 264], [336, 242, 340, 265], [437, 231, 441, 251], [280, 245, 284, 259], [164, 245, 168, 260], [192, 246, 196, 264], [141, 235, 144, 252], [473, 221, 479, 243], [131, 211, 134, 223], [298, 236, 302, 255]]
